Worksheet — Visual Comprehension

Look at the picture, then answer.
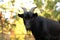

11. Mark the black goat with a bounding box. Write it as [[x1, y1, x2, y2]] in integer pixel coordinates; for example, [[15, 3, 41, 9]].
[[18, 7, 60, 40]]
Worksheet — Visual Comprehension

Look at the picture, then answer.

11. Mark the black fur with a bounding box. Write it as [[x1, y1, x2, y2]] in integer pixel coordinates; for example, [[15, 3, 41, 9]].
[[58, 20, 60, 23], [18, 12, 60, 40]]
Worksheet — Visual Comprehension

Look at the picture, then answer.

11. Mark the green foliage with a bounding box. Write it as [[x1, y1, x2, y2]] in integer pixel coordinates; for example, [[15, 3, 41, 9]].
[[34, 0, 60, 20], [34, 0, 43, 8], [45, 0, 55, 10], [55, 0, 60, 2], [52, 11, 60, 18], [44, 12, 51, 18]]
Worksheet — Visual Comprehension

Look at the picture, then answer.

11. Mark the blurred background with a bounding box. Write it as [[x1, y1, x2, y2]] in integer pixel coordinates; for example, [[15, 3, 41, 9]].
[[0, 0, 60, 40]]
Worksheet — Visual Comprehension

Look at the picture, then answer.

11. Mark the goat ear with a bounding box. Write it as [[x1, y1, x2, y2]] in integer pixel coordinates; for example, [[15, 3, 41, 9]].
[[18, 14, 24, 18], [33, 13, 38, 17]]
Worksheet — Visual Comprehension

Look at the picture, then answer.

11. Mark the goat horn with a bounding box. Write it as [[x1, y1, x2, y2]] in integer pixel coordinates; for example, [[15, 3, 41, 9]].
[[21, 7, 27, 13], [29, 7, 37, 13]]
